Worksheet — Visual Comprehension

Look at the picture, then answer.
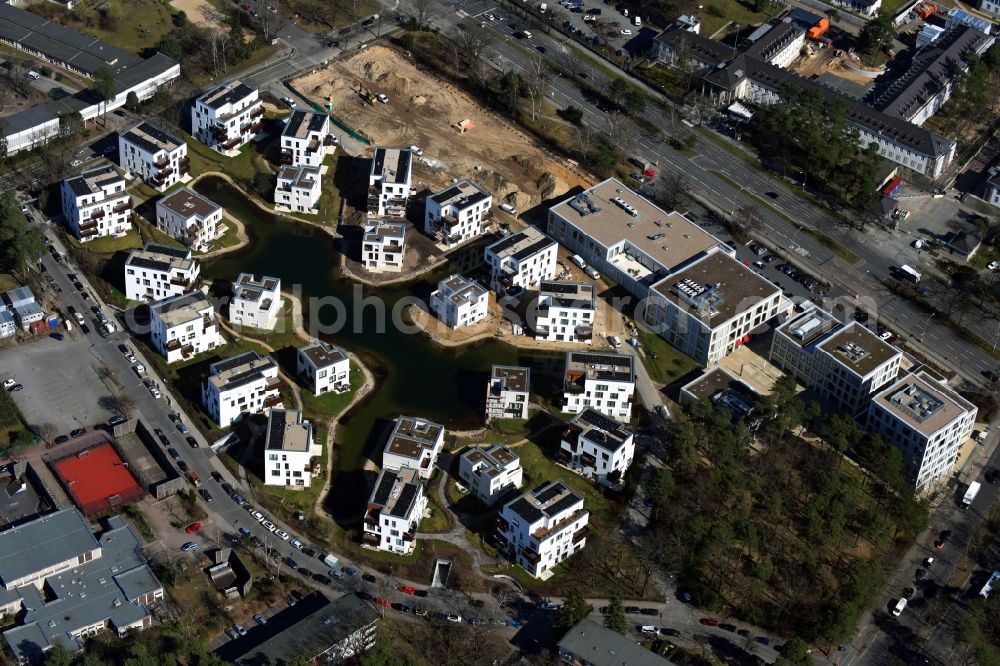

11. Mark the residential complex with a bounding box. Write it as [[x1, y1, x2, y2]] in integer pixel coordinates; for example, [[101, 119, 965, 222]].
[[0, 509, 164, 664], [229, 273, 281, 331], [559, 408, 635, 487], [458, 445, 523, 506], [562, 352, 636, 421], [60, 165, 132, 242], [866, 371, 977, 492], [201, 351, 283, 427], [429, 274, 489, 329], [117, 121, 188, 192], [149, 291, 224, 364], [423, 180, 493, 247], [274, 165, 322, 215], [154, 187, 223, 252], [381, 416, 444, 481], [280, 111, 333, 168], [264, 409, 318, 488], [485, 365, 531, 421], [362, 467, 426, 555], [367, 147, 412, 217], [770, 307, 902, 414], [191, 80, 263, 156], [484, 227, 558, 294], [362, 220, 406, 272], [123, 244, 200, 303], [296, 340, 351, 395], [533, 281, 595, 343], [497, 480, 589, 579]]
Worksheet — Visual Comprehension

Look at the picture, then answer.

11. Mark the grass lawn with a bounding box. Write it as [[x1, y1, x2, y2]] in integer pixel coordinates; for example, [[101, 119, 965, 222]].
[[636, 331, 696, 385], [301, 364, 366, 421], [699, 0, 772, 37], [0, 274, 19, 293], [82, 0, 173, 53], [421, 472, 453, 534], [256, 424, 329, 516], [515, 441, 612, 521], [184, 137, 259, 180], [135, 219, 189, 252], [66, 227, 143, 255], [211, 218, 244, 253]]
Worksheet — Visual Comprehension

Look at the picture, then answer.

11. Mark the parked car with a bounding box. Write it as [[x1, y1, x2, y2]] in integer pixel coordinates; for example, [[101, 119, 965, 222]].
[[233, 623, 247, 636], [70, 427, 87, 438], [699, 618, 719, 627], [199, 489, 212, 502], [186, 436, 199, 448], [398, 585, 415, 595], [253, 613, 267, 625], [180, 542, 198, 552], [342, 567, 358, 577], [185, 522, 202, 534]]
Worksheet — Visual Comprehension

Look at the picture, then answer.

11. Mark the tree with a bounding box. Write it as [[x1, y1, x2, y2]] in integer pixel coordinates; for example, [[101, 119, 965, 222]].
[[0, 192, 44, 274], [93, 65, 116, 124], [556, 589, 591, 632], [413, 0, 433, 29], [603, 595, 627, 634], [774, 637, 812, 666], [156, 37, 183, 61], [522, 56, 549, 122], [173, 9, 188, 26], [44, 644, 73, 666], [656, 170, 691, 210], [558, 105, 584, 125], [644, 468, 675, 507], [857, 11, 896, 61], [125, 91, 140, 112], [0, 132, 7, 162], [457, 24, 493, 72]]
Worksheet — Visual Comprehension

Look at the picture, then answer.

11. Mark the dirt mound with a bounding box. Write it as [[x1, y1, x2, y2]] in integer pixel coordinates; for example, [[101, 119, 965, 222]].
[[377, 71, 410, 94], [411, 95, 428, 106]]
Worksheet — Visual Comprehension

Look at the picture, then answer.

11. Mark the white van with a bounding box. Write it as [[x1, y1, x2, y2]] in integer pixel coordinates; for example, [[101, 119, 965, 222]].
[[892, 598, 907, 617], [640, 625, 658, 635], [522, 30, 533, 39], [571, 254, 587, 269], [634, 16, 641, 26], [499, 203, 518, 215], [27, 71, 41, 80]]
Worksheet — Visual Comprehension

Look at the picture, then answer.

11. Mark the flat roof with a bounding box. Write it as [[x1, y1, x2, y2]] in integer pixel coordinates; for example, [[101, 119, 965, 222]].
[[437, 274, 487, 307], [370, 147, 411, 184], [157, 187, 221, 220], [120, 121, 182, 155], [549, 178, 723, 272], [650, 251, 780, 325], [872, 370, 975, 436], [0, 508, 98, 587], [125, 244, 195, 274], [149, 291, 212, 327], [364, 220, 405, 243], [368, 467, 422, 519], [298, 340, 348, 369], [539, 281, 595, 310], [197, 80, 256, 111], [462, 444, 520, 476], [207, 351, 277, 392], [777, 308, 840, 348], [429, 179, 490, 210], [818, 322, 901, 377], [265, 409, 312, 453], [569, 408, 632, 452], [505, 480, 583, 527], [386, 416, 443, 461], [565, 351, 634, 383], [281, 110, 328, 140], [277, 164, 320, 191], [681, 366, 756, 402], [486, 226, 556, 262], [65, 163, 124, 198], [558, 619, 669, 666], [492, 365, 530, 393]]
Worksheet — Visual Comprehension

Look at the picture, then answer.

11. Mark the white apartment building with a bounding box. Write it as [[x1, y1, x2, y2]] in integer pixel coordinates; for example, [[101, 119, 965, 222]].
[[362, 467, 426, 555], [201, 351, 283, 427], [982, 0, 1000, 18], [117, 121, 189, 192], [429, 274, 489, 329], [458, 444, 523, 506], [866, 371, 977, 493], [770, 307, 902, 414], [149, 291, 224, 364], [987, 170, 1000, 207], [191, 80, 263, 156], [274, 165, 321, 215], [533, 281, 595, 343], [486, 365, 531, 421], [559, 408, 635, 487], [484, 226, 558, 294], [281, 111, 333, 168], [381, 416, 445, 481], [296, 339, 350, 395], [124, 243, 200, 302], [367, 147, 412, 217], [562, 351, 636, 422], [61, 164, 132, 242], [264, 408, 319, 488], [644, 251, 784, 366], [497, 480, 589, 579], [362, 220, 406, 272], [155, 187, 223, 252], [423, 180, 493, 247], [229, 273, 281, 330]]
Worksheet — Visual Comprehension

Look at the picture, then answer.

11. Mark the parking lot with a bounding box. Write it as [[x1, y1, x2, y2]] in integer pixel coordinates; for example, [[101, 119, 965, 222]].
[[0, 335, 119, 436]]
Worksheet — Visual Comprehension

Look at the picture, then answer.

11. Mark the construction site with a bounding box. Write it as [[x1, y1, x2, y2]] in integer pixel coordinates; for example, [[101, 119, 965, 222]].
[[291, 45, 592, 215]]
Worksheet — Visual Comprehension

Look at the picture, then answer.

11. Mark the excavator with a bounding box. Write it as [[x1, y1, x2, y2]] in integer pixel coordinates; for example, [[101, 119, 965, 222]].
[[357, 83, 376, 106]]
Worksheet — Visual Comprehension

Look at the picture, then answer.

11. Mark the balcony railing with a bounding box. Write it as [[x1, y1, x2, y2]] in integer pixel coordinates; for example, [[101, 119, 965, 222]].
[[112, 198, 133, 214], [80, 227, 99, 238], [79, 219, 98, 230], [210, 125, 228, 140], [263, 394, 283, 408], [557, 449, 573, 464], [250, 106, 264, 118], [563, 381, 585, 395], [169, 276, 190, 288], [165, 339, 181, 351], [265, 377, 282, 390], [154, 156, 169, 168], [222, 137, 240, 150], [580, 453, 597, 468], [573, 526, 590, 544], [402, 530, 415, 542], [179, 157, 190, 175], [361, 532, 380, 546], [89, 209, 106, 220], [520, 548, 541, 565]]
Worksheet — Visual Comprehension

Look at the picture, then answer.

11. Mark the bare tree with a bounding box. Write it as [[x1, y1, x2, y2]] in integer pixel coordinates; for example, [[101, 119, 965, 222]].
[[457, 25, 494, 72], [413, 0, 433, 28], [731, 204, 762, 235], [522, 56, 549, 122], [655, 170, 692, 211], [606, 111, 630, 148], [575, 122, 594, 158]]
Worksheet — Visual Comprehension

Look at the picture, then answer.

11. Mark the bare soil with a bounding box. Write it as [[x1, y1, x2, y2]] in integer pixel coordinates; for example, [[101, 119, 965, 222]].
[[292, 45, 593, 212], [170, 0, 227, 29]]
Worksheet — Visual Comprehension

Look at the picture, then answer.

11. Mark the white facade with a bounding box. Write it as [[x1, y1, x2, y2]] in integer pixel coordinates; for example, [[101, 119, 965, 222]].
[[562, 351, 636, 422], [201, 351, 283, 427], [430, 274, 489, 329], [274, 165, 321, 215], [381, 416, 445, 481], [983, 0, 1000, 17], [497, 480, 589, 579], [154, 187, 223, 253], [124, 243, 200, 302], [486, 365, 531, 421], [264, 409, 319, 488], [987, 172, 1000, 207], [0, 311, 14, 339], [367, 147, 412, 217], [559, 408, 635, 487], [534, 281, 595, 343], [296, 340, 350, 395], [60, 164, 132, 242], [117, 122, 188, 192], [423, 180, 493, 247], [769, 307, 902, 414], [458, 445, 523, 506], [149, 291, 223, 364], [362, 220, 405, 273], [362, 467, 426, 555], [229, 273, 281, 331], [866, 371, 977, 493], [191, 80, 263, 156], [281, 111, 333, 168], [484, 226, 558, 294]]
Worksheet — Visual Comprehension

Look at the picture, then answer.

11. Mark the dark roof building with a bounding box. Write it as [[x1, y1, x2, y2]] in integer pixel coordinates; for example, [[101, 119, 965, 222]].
[[558, 619, 669, 666]]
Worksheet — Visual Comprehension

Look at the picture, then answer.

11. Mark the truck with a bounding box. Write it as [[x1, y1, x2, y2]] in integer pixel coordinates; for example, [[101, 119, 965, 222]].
[[187, 471, 201, 487], [963, 481, 981, 508], [322, 553, 339, 569], [898, 264, 921, 283]]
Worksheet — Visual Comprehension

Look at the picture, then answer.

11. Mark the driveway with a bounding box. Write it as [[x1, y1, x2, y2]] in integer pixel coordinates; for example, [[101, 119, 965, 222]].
[[0, 335, 119, 436]]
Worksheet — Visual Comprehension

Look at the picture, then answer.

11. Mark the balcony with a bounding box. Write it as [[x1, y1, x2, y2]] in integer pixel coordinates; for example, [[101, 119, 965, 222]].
[[580, 452, 597, 468], [441, 214, 460, 228], [496, 515, 510, 534], [250, 105, 264, 118], [520, 548, 541, 565], [89, 209, 106, 220], [209, 125, 229, 141], [557, 449, 573, 464], [361, 532, 380, 547], [79, 219, 98, 231], [154, 156, 169, 169], [181, 344, 195, 359], [572, 525, 589, 544], [157, 166, 174, 179], [280, 149, 294, 165], [323, 135, 336, 146], [563, 381, 586, 395], [80, 227, 99, 238], [179, 157, 190, 175], [306, 139, 319, 154], [112, 197, 133, 214], [222, 137, 241, 150], [169, 276, 191, 288], [402, 529, 415, 542], [575, 325, 594, 340], [265, 377, 282, 390], [165, 339, 181, 351]]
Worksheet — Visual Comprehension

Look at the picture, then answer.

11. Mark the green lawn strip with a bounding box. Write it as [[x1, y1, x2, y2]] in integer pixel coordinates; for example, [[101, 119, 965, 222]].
[[255, 423, 329, 515], [421, 471, 453, 534], [211, 219, 244, 253], [81, 0, 173, 52], [182, 135, 257, 180], [699, 0, 770, 38], [300, 364, 366, 423], [135, 218, 189, 251], [515, 441, 611, 521], [636, 331, 696, 385], [65, 227, 143, 255], [708, 168, 860, 264]]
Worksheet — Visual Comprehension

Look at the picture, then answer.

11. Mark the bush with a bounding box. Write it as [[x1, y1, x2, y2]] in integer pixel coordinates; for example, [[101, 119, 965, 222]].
[[0, 391, 19, 430], [557, 105, 584, 125]]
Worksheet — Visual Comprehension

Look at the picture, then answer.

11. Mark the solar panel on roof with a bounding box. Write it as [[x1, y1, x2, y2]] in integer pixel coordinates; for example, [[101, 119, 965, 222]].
[[513, 238, 553, 261], [541, 282, 579, 294], [128, 257, 170, 272], [391, 484, 418, 518], [577, 408, 622, 433], [488, 233, 524, 255], [212, 351, 262, 375], [372, 471, 397, 507], [510, 497, 542, 523], [267, 410, 287, 448], [535, 482, 565, 505], [570, 352, 631, 368], [432, 186, 463, 204], [547, 493, 580, 517]]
